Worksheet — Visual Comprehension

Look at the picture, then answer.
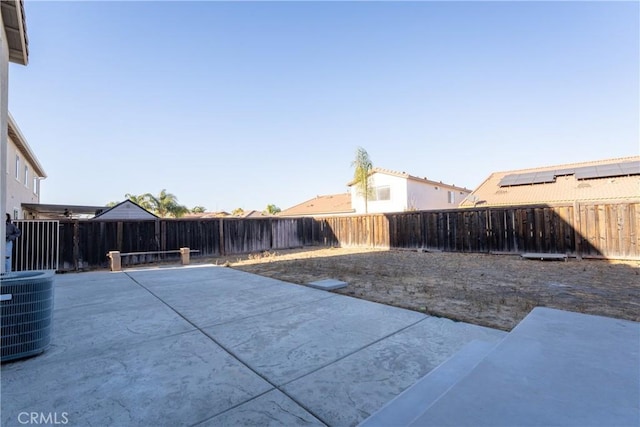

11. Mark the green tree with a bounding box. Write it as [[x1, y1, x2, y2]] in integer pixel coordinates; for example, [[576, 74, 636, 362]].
[[124, 193, 153, 211], [191, 206, 206, 214], [264, 204, 281, 215], [144, 189, 189, 218], [231, 207, 245, 216], [351, 146, 374, 214]]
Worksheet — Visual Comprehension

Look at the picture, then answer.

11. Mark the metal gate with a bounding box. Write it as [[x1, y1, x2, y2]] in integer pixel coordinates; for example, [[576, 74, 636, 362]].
[[12, 220, 60, 271]]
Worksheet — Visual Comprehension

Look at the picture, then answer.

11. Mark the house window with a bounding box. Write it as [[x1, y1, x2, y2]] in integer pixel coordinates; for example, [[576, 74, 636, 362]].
[[24, 165, 28, 186], [448, 191, 455, 204], [15, 155, 19, 180], [33, 177, 39, 195], [371, 186, 391, 201]]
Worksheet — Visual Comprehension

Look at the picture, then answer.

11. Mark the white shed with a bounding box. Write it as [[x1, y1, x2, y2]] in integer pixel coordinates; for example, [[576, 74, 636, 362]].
[[93, 200, 157, 220]]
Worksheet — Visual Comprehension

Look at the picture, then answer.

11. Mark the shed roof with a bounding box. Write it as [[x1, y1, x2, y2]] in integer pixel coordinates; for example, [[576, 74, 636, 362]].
[[93, 200, 158, 220]]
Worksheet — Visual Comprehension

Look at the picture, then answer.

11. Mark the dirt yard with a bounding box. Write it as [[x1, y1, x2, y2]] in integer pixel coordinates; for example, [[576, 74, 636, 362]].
[[200, 247, 639, 331]]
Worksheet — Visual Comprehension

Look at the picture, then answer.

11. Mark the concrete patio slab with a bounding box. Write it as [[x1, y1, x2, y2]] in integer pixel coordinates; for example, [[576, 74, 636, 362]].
[[360, 339, 499, 427], [0, 264, 520, 427], [284, 317, 505, 426], [204, 294, 427, 386], [198, 389, 325, 426], [307, 278, 348, 290], [138, 274, 333, 328], [1, 331, 273, 427]]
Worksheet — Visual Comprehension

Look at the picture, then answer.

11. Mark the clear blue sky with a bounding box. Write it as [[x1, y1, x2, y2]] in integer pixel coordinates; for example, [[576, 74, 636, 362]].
[[8, 1, 639, 212]]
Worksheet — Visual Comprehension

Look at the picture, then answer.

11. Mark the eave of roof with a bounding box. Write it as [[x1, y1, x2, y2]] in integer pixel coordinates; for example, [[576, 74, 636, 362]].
[[280, 193, 354, 216], [347, 167, 471, 192], [1, 0, 28, 65], [8, 112, 46, 177], [93, 200, 159, 219]]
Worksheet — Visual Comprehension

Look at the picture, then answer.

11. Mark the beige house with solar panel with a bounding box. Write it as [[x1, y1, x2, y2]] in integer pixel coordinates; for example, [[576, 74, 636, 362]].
[[459, 156, 640, 208]]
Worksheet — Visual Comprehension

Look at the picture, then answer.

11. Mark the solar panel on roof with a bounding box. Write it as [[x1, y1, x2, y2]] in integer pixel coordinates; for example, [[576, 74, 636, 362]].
[[574, 166, 599, 180], [575, 161, 640, 179], [515, 173, 537, 185], [531, 171, 556, 184], [620, 161, 640, 174], [591, 166, 616, 179], [499, 174, 519, 187], [499, 160, 639, 187], [554, 168, 576, 176], [596, 164, 621, 172]]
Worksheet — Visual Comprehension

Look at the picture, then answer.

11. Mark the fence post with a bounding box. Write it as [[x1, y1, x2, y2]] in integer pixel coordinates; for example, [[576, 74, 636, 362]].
[[108, 251, 121, 271], [180, 247, 190, 265]]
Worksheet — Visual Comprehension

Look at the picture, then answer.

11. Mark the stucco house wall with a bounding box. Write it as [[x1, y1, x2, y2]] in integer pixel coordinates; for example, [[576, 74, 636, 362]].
[[350, 173, 408, 214], [350, 168, 471, 214], [1, 0, 30, 272], [0, 6, 10, 269], [5, 116, 45, 219], [407, 179, 468, 210]]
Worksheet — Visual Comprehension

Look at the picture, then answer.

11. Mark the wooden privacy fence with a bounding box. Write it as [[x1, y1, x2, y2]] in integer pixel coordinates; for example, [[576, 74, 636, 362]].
[[21, 201, 639, 272], [55, 217, 323, 271], [324, 202, 639, 259]]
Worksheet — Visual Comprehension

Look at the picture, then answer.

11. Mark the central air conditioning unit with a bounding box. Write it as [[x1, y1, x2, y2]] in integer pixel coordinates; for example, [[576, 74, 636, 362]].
[[1, 270, 55, 362]]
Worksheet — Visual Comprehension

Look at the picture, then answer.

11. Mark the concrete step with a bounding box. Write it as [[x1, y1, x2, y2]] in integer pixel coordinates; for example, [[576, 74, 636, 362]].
[[409, 307, 640, 426], [359, 339, 500, 427]]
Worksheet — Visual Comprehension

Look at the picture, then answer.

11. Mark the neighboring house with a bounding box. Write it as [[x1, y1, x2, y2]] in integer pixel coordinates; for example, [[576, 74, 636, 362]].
[[183, 211, 230, 219], [5, 113, 46, 219], [459, 156, 640, 208], [92, 200, 158, 220], [241, 210, 270, 218], [280, 193, 354, 217], [349, 168, 471, 214]]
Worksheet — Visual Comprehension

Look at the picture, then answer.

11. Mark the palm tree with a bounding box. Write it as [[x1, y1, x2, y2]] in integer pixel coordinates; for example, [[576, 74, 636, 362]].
[[351, 146, 374, 214], [144, 189, 189, 218], [191, 206, 206, 214], [124, 193, 153, 211]]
